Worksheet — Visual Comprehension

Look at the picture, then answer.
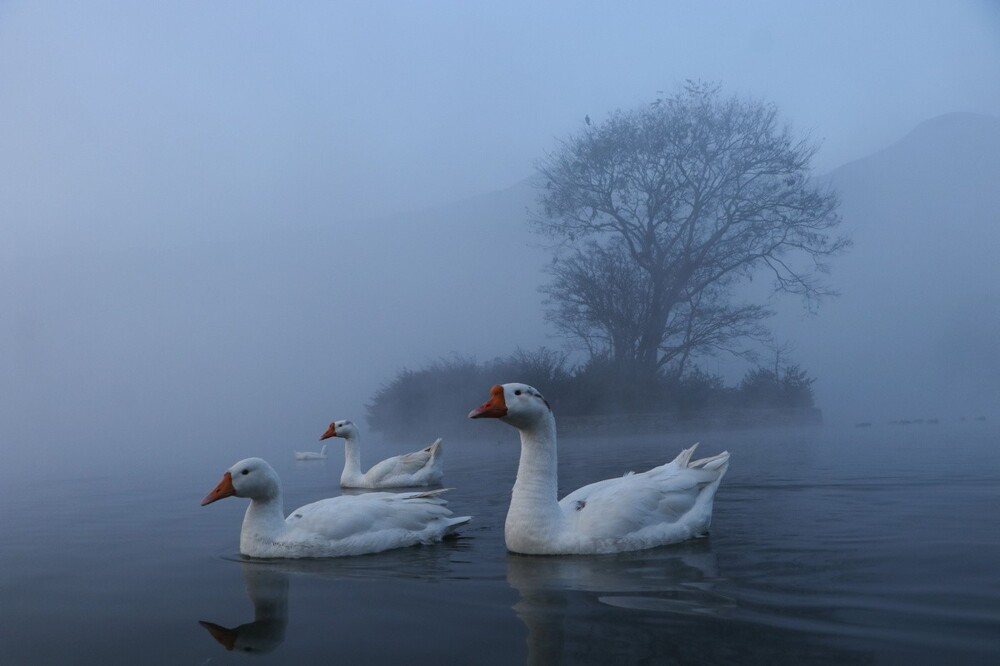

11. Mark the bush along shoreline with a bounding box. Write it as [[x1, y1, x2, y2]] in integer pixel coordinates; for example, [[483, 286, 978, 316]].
[[366, 349, 819, 439]]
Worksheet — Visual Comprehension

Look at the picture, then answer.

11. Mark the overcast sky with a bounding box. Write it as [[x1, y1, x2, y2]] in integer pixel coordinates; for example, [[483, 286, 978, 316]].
[[2, 1, 999, 258], [1, 2, 999, 446]]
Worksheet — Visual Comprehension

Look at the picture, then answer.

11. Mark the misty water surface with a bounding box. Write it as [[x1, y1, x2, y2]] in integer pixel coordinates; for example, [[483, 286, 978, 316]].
[[1, 421, 998, 664]]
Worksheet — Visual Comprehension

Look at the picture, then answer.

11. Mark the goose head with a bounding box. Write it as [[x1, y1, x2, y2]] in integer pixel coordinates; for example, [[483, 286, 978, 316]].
[[319, 419, 358, 441], [468, 383, 552, 430], [201, 458, 281, 505]]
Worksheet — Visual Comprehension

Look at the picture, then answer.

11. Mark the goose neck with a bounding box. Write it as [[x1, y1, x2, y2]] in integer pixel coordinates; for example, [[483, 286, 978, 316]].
[[509, 417, 561, 524], [341, 436, 363, 483], [241, 494, 287, 548], [242, 565, 290, 621]]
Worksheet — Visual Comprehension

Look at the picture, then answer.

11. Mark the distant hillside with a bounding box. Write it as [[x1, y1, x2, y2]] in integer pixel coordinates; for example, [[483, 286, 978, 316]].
[[769, 112, 1000, 422]]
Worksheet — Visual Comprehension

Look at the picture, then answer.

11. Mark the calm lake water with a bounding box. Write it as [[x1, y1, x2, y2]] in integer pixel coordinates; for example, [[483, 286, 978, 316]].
[[2, 420, 998, 664]]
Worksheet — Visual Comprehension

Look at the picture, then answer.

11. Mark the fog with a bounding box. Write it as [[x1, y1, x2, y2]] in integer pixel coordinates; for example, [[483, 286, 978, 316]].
[[2, 2, 999, 463], [767, 112, 1000, 422]]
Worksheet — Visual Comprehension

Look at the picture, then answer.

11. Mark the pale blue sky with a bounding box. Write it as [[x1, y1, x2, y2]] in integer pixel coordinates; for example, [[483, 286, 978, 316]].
[[2, 1, 998, 257]]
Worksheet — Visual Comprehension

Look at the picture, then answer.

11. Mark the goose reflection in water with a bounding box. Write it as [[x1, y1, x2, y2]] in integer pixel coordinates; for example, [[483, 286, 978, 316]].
[[506, 540, 735, 665], [200, 563, 289, 656], [199, 539, 473, 656]]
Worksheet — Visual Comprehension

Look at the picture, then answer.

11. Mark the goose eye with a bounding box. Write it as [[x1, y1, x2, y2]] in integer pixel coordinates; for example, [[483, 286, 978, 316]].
[[241, 469, 249, 475], [514, 390, 522, 396]]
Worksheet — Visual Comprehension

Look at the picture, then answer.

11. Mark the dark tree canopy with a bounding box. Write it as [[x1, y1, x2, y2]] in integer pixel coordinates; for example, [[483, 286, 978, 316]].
[[535, 82, 849, 376]]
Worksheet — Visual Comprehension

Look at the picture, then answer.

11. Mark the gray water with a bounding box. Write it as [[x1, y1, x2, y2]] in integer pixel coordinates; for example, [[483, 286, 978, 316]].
[[1, 421, 998, 664]]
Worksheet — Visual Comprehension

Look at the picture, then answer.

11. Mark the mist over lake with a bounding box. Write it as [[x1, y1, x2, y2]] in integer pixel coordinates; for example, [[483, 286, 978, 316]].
[[4, 113, 999, 464]]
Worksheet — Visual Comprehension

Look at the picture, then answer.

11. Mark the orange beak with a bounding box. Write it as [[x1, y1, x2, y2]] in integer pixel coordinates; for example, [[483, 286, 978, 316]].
[[319, 423, 337, 440], [199, 620, 238, 651], [468, 384, 508, 419], [201, 471, 236, 506]]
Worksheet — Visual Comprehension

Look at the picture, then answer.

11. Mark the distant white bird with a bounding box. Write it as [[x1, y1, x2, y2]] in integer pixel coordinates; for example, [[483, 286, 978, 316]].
[[293, 443, 328, 461], [469, 382, 729, 555], [201, 457, 470, 558], [320, 419, 444, 488]]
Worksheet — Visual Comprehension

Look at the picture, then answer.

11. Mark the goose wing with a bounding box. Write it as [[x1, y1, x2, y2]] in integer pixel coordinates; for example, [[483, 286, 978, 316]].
[[364, 446, 435, 483], [559, 445, 729, 540], [285, 490, 453, 542]]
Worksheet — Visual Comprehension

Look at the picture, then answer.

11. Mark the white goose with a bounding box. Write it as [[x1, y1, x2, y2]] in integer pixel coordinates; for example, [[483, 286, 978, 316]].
[[468, 383, 729, 555], [293, 443, 328, 461], [320, 420, 444, 488], [201, 457, 469, 558]]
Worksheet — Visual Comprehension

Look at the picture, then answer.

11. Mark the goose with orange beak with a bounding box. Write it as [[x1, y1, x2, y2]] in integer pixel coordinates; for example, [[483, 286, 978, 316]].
[[201, 457, 469, 558], [469, 382, 730, 555], [319, 419, 444, 488]]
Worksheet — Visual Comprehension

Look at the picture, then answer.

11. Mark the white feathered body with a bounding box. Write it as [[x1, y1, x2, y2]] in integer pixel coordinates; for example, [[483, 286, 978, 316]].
[[204, 457, 468, 559], [341, 437, 444, 489], [505, 444, 729, 555], [241, 487, 465, 558]]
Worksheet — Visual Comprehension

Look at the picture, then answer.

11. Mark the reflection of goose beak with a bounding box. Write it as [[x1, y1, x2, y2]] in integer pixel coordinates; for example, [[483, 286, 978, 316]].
[[200, 563, 290, 655], [199, 620, 238, 651]]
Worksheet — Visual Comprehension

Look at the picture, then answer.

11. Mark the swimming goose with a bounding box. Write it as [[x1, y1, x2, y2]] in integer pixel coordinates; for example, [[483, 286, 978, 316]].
[[293, 443, 328, 461], [320, 420, 444, 488], [468, 383, 729, 555], [201, 457, 469, 558]]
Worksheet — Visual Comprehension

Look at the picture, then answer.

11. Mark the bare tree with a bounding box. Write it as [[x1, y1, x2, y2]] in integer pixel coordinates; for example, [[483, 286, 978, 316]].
[[535, 81, 849, 376], [542, 239, 771, 376], [542, 239, 651, 361], [764, 337, 797, 378]]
